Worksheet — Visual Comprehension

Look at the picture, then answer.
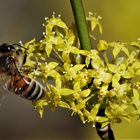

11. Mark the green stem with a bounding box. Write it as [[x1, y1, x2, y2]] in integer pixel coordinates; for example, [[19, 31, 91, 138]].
[[70, 0, 91, 51], [70, 1, 115, 140]]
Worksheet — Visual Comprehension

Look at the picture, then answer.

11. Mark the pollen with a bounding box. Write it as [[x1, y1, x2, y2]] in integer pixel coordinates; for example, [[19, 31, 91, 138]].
[[44, 17, 48, 20], [58, 14, 61, 17], [19, 41, 23, 45], [52, 12, 55, 16]]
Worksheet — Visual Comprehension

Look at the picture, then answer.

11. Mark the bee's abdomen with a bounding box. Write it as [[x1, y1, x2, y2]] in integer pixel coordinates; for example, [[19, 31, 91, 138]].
[[95, 109, 115, 140], [25, 80, 45, 100], [13, 76, 45, 101]]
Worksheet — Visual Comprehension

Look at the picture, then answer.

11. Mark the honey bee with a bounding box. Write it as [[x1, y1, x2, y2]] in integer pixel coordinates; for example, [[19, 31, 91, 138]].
[[0, 43, 45, 101], [95, 109, 115, 140]]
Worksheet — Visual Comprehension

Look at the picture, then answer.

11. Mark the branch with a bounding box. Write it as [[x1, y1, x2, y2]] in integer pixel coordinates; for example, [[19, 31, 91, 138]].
[[70, 0, 91, 51]]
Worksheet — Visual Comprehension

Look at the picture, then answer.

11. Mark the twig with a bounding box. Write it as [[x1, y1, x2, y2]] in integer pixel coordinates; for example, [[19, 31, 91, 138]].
[[70, 0, 91, 51]]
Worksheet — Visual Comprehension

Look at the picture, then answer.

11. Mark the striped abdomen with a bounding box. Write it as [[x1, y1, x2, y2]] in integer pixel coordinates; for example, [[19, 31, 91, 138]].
[[12, 75, 45, 101], [95, 109, 115, 140]]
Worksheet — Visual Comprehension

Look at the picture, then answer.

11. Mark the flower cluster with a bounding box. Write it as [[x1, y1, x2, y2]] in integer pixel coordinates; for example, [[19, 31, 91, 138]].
[[22, 12, 140, 127]]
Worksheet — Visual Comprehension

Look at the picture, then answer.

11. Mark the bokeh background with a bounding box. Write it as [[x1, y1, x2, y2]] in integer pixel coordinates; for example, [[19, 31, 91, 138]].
[[0, 0, 140, 140]]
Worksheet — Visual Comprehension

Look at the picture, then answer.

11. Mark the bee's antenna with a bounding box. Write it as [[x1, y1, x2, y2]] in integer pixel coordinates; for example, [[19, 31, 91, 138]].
[[12, 43, 29, 55], [12, 43, 28, 51]]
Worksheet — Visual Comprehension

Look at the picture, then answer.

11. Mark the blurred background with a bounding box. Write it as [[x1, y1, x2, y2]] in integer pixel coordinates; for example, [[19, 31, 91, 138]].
[[0, 0, 140, 140]]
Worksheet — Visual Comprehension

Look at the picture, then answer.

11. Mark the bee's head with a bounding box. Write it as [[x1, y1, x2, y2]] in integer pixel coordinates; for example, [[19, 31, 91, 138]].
[[0, 43, 15, 53], [0, 43, 27, 68]]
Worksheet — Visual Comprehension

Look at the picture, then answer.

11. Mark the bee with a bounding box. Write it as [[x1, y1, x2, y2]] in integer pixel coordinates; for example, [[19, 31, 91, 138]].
[[0, 43, 45, 101], [95, 109, 115, 140]]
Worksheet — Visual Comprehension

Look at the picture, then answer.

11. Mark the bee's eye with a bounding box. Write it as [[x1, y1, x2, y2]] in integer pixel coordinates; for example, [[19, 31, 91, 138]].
[[0, 44, 15, 53]]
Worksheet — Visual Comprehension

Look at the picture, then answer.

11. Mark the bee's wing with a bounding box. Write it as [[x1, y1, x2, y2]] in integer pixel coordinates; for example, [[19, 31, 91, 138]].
[[0, 74, 11, 104], [0, 85, 7, 98], [0, 86, 9, 106]]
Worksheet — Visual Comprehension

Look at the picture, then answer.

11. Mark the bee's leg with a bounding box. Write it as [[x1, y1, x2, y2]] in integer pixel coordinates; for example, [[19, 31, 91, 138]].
[[0, 87, 6, 104], [0, 80, 11, 103]]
